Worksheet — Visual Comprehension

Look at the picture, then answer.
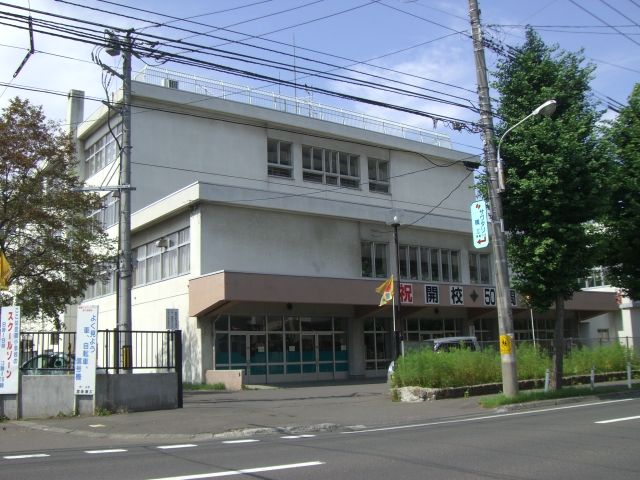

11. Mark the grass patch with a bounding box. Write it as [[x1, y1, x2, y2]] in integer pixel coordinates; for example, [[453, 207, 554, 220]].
[[95, 407, 111, 416], [183, 382, 226, 390], [393, 342, 639, 389], [480, 383, 640, 408]]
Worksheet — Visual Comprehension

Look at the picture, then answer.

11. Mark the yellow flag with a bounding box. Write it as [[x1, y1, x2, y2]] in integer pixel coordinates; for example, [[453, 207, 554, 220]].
[[376, 275, 394, 306], [0, 251, 11, 290]]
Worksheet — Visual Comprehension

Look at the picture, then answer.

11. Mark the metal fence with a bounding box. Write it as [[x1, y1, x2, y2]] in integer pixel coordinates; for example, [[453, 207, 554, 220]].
[[19, 330, 182, 375], [133, 66, 453, 149], [477, 337, 640, 356]]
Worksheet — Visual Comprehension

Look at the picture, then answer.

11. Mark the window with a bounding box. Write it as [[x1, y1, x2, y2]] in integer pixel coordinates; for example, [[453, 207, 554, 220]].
[[85, 122, 122, 178], [364, 318, 390, 373], [404, 318, 462, 342], [368, 159, 389, 193], [267, 139, 293, 178], [133, 227, 190, 287], [469, 252, 491, 284], [361, 242, 388, 278], [89, 192, 119, 229], [579, 267, 608, 288], [302, 145, 360, 188], [399, 246, 461, 283], [84, 269, 117, 300]]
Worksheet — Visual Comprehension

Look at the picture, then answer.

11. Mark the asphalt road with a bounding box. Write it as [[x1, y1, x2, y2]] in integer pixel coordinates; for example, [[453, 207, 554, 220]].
[[2, 397, 639, 479]]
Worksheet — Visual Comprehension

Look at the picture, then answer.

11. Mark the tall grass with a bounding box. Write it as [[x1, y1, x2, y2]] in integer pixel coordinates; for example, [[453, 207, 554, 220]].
[[393, 342, 637, 389]]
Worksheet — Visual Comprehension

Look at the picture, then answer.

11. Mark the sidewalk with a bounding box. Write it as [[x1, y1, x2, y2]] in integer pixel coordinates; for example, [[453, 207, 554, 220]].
[[6, 378, 639, 443]]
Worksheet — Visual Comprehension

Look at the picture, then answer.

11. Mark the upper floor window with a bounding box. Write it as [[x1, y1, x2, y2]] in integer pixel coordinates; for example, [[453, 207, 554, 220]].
[[398, 245, 461, 283], [267, 139, 293, 178], [579, 267, 607, 288], [302, 145, 360, 188], [133, 227, 190, 287], [90, 192, 119, 229], [368, 159, 389, 193], [85, 122, 122, 178], [84, 269, 117, 300], [361, 241, 388, 278], [469, 252, 491, 284]]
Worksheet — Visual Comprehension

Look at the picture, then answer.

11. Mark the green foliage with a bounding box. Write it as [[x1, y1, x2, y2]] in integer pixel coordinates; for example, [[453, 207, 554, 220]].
[[600, 84, 640, 300], [95, 407, 111, 416], [393, 346, 501, 388], [491, 29, 609, 311], [0, 98, 115, 327], [183, 382, 226, 390], [394, 343, 635, 389], [564, 343, 637, 375]]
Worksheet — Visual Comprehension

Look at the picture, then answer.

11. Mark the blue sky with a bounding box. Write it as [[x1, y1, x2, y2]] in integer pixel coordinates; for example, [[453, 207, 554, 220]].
[[1, 0, 638, 156]]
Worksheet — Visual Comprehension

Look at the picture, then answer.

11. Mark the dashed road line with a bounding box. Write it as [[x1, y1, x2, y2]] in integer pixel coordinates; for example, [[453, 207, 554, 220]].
[[85, 449, 128, 454], [281, 434, 316, 439], [221, 439, 259, 444], [157, 444, 198, 450], [145, 461, 325, 479], [595, 415, 640, 424], [4, 454, 50, 459]]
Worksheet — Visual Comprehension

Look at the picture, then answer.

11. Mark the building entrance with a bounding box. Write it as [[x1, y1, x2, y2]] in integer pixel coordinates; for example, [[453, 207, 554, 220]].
[[214, 315, 349, 383]]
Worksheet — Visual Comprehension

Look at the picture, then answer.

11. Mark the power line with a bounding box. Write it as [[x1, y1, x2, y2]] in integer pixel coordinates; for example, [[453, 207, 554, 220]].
[[568, 0, 640, 48], [93, 0, 477, 96]]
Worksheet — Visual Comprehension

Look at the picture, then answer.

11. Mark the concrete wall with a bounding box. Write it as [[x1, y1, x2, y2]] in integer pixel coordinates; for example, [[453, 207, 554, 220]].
[[95, 373, 178, 412]]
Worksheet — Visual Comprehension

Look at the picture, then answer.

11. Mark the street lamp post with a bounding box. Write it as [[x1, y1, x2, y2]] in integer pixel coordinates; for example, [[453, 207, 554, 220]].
[[385, 208, 405, 360], [496, 100, 557, 192]]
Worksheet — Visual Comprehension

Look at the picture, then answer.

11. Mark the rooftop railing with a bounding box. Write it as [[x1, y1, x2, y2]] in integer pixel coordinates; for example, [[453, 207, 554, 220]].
[[133, 66, 452, 149]]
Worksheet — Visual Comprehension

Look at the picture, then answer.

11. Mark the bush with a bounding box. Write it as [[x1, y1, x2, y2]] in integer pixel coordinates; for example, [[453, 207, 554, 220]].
[[393, 342, 637, 389]]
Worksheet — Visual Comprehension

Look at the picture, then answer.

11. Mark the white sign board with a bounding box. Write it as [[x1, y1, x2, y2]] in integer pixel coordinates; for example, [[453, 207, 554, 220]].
[[166, 308, 179, 330], [75, 305, 98, 396], [0, 306, 21, 394], [471, 201, 490, 249]]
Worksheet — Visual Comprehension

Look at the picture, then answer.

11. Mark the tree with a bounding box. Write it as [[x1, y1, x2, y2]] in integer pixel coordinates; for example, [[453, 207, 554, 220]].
[[491, 29, 609, 390], [0, 97, 114, 328], [600, 84, 640, 300]]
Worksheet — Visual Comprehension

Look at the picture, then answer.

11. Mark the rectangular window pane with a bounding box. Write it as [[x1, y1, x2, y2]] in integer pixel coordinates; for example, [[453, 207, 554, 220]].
[[349, 155, 358, 177], [215, 333, 229, 365], [469, 253, 479, 284], [364, 333, 375, 360], [376, 333, 387, 359], [179, 227, 190, 244], [313, 147, 323, 171], [399, 245, 408, 279], [368, 159, 376, 181], [330, 151, 338, 173], [374, 243, 388, 278], [450, 251, 460, 282], [279, 142, 291, 166], [431, 248, 440, 282], [480, 254, 490, 284], [339, 152, 348, 175], [420, 247, 430, 281], [267, 316, 283, 331], [441, 250, 450, 282], [286, 334, 301, 362], [267, 334, 284, 363], [178, 244, 190, 274], [267, 139, 278, 164], [378, 161, 388, 181], [361, 242, 373, 278], [284, 317, 299, 331], [302, 145, 311, 170], [409, 247, 418, 280]]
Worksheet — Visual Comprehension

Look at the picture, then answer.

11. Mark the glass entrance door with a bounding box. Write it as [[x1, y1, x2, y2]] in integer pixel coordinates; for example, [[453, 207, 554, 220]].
[[248, 334, 266, 382], [317, 334, 334, 380], [301, 335, 316, 377]]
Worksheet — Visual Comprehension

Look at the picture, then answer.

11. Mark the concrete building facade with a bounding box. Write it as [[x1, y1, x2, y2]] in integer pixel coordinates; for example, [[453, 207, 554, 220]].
[[71, 67, 618, 384]]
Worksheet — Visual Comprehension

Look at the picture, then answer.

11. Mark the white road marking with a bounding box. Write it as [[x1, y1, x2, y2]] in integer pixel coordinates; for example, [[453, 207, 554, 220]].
[[595, 415, 640, 424], [281, 434, 315, 439], [85, 449, 128, 454], [157, 444, 198, 450], [145, 461, 324, 480], [4, 454, 50, 459], [221, 439, 259, 444], [342, 398, 636, 434]]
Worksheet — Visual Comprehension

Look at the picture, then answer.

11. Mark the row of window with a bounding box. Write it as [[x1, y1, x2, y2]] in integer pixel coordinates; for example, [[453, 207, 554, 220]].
[[133, 228, 190, 287], [267, 139, 390, 193], [213, 315, 347, 332], [85, 123, 122, 178], [89, 192, 119, 229], [84, 270, 116, 300], [361, 242, 492, 285]]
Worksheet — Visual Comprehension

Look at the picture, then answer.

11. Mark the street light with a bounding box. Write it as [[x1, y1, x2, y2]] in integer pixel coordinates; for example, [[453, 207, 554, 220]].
[[385, 208, 405, 359], [496, 100, 556, 192]]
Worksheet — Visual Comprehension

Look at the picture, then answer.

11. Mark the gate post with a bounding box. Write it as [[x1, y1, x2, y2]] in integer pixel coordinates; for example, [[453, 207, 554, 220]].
[[175, 330, 183, 408]]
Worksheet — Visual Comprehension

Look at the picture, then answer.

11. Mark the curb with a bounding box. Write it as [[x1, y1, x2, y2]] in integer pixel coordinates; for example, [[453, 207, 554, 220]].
[[493, 389, 640, 413], [11, 421, 339, 441]]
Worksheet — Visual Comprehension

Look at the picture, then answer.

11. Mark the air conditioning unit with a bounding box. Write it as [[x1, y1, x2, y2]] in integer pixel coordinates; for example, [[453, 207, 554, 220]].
[[161, 78, 178, 89], [155, 238, 170, 248]]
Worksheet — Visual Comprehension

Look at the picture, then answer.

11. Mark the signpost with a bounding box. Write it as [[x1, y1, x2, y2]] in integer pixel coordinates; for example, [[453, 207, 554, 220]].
[[471, 201, 490, 249], [75, 305, 98, 396], [0, 306, 21, 394]]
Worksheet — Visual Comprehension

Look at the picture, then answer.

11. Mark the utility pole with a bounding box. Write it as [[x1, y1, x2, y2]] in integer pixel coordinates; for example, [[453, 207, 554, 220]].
[[118, 31, 133, 372], [468, 0, 518, 397]]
